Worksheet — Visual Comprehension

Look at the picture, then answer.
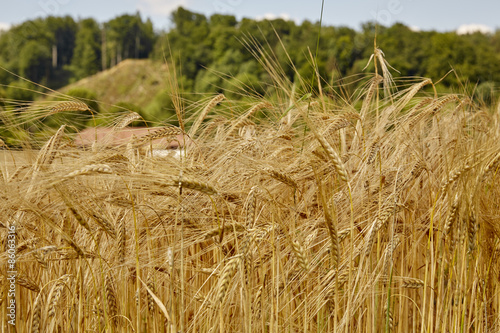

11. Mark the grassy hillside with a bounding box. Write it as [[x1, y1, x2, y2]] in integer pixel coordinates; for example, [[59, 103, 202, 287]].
[[62, 59, 171, 111]]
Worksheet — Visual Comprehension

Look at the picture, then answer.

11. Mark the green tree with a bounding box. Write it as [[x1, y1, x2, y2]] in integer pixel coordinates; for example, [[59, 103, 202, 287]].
[[19, 40, 51, 83], [104, 13, 155, 67], [70, 18, 101, 80]]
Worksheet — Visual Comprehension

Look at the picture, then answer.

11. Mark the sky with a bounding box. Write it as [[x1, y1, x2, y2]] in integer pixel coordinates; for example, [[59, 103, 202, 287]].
[[0, 0, 498, 34]]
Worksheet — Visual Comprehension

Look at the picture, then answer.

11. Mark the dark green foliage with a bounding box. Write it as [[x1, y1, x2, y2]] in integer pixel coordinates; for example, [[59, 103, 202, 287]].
[[104, 13, 155, 67], [70, 18, 101, 80], [143, 89, 177, 124], [0, 7, 499, 102]]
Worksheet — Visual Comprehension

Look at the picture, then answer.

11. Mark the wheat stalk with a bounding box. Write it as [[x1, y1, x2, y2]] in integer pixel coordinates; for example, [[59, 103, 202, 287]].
[[366, 140, 380, 165], [135, 126, 183, 145], [309, 126, 348, 182], [90, 213, 116, 239], [117, 215, 126, 264], [190, 94, 225, 136], [64, 164, 113, 179], [47, 274, 72, 317], [177, 176, 218, 195], [105, 273, 118, 323], [360, 74, 383, 116], [264, 167, 297, 189], [146, 271, 155, 312], [31, 293, 43, 333], [218, 256, 240, 303], [245, 186, 258, 229], [383, 234, 401, 272], [203, 223, 246, 239], [114, 111, 142, 129], [441, 163, 474, 194], [384, 301, 394, 332], [364, 196, 398, 256], [32, 124, 66, 172], [290, 240, 310, 272], [17, 274, 40, 293], [48, 101, 90, 115], [467, 205, 477, 253], [443, 194, 459, 235]]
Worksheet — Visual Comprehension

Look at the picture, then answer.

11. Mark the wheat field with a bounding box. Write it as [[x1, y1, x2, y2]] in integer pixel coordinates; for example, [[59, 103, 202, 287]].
[[1, 53, 500, 333]]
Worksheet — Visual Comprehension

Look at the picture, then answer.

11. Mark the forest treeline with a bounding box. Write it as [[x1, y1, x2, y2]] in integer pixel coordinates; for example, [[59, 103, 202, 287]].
[[0, 7, 499, 102]]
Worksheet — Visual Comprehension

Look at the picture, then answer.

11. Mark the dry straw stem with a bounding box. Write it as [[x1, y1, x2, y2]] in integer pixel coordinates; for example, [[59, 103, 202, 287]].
[[189, 93, 225, 136], [114, 111, 142, 129], [48, 101, 90, 115], [218, 256, 240, 302]]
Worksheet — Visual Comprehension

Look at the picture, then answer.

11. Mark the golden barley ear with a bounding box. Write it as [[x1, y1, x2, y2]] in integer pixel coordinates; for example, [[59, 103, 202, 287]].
[[31, 293, 43, 333], [48, 101, 90, 115], [146, 271, 155, 312], [47, 274, 72, 318], [17, 273, 41, 293], [302, 112, 348, 182], [190, 93, 225, 136], [32, 124, 67, 173], [134, 126, 184, 145], [290, 239, 310, 272], [114, 111, 142, 129], [117, 215, 126, 264], [105, 273, 118, 324], [218, 256, 240, 303]]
